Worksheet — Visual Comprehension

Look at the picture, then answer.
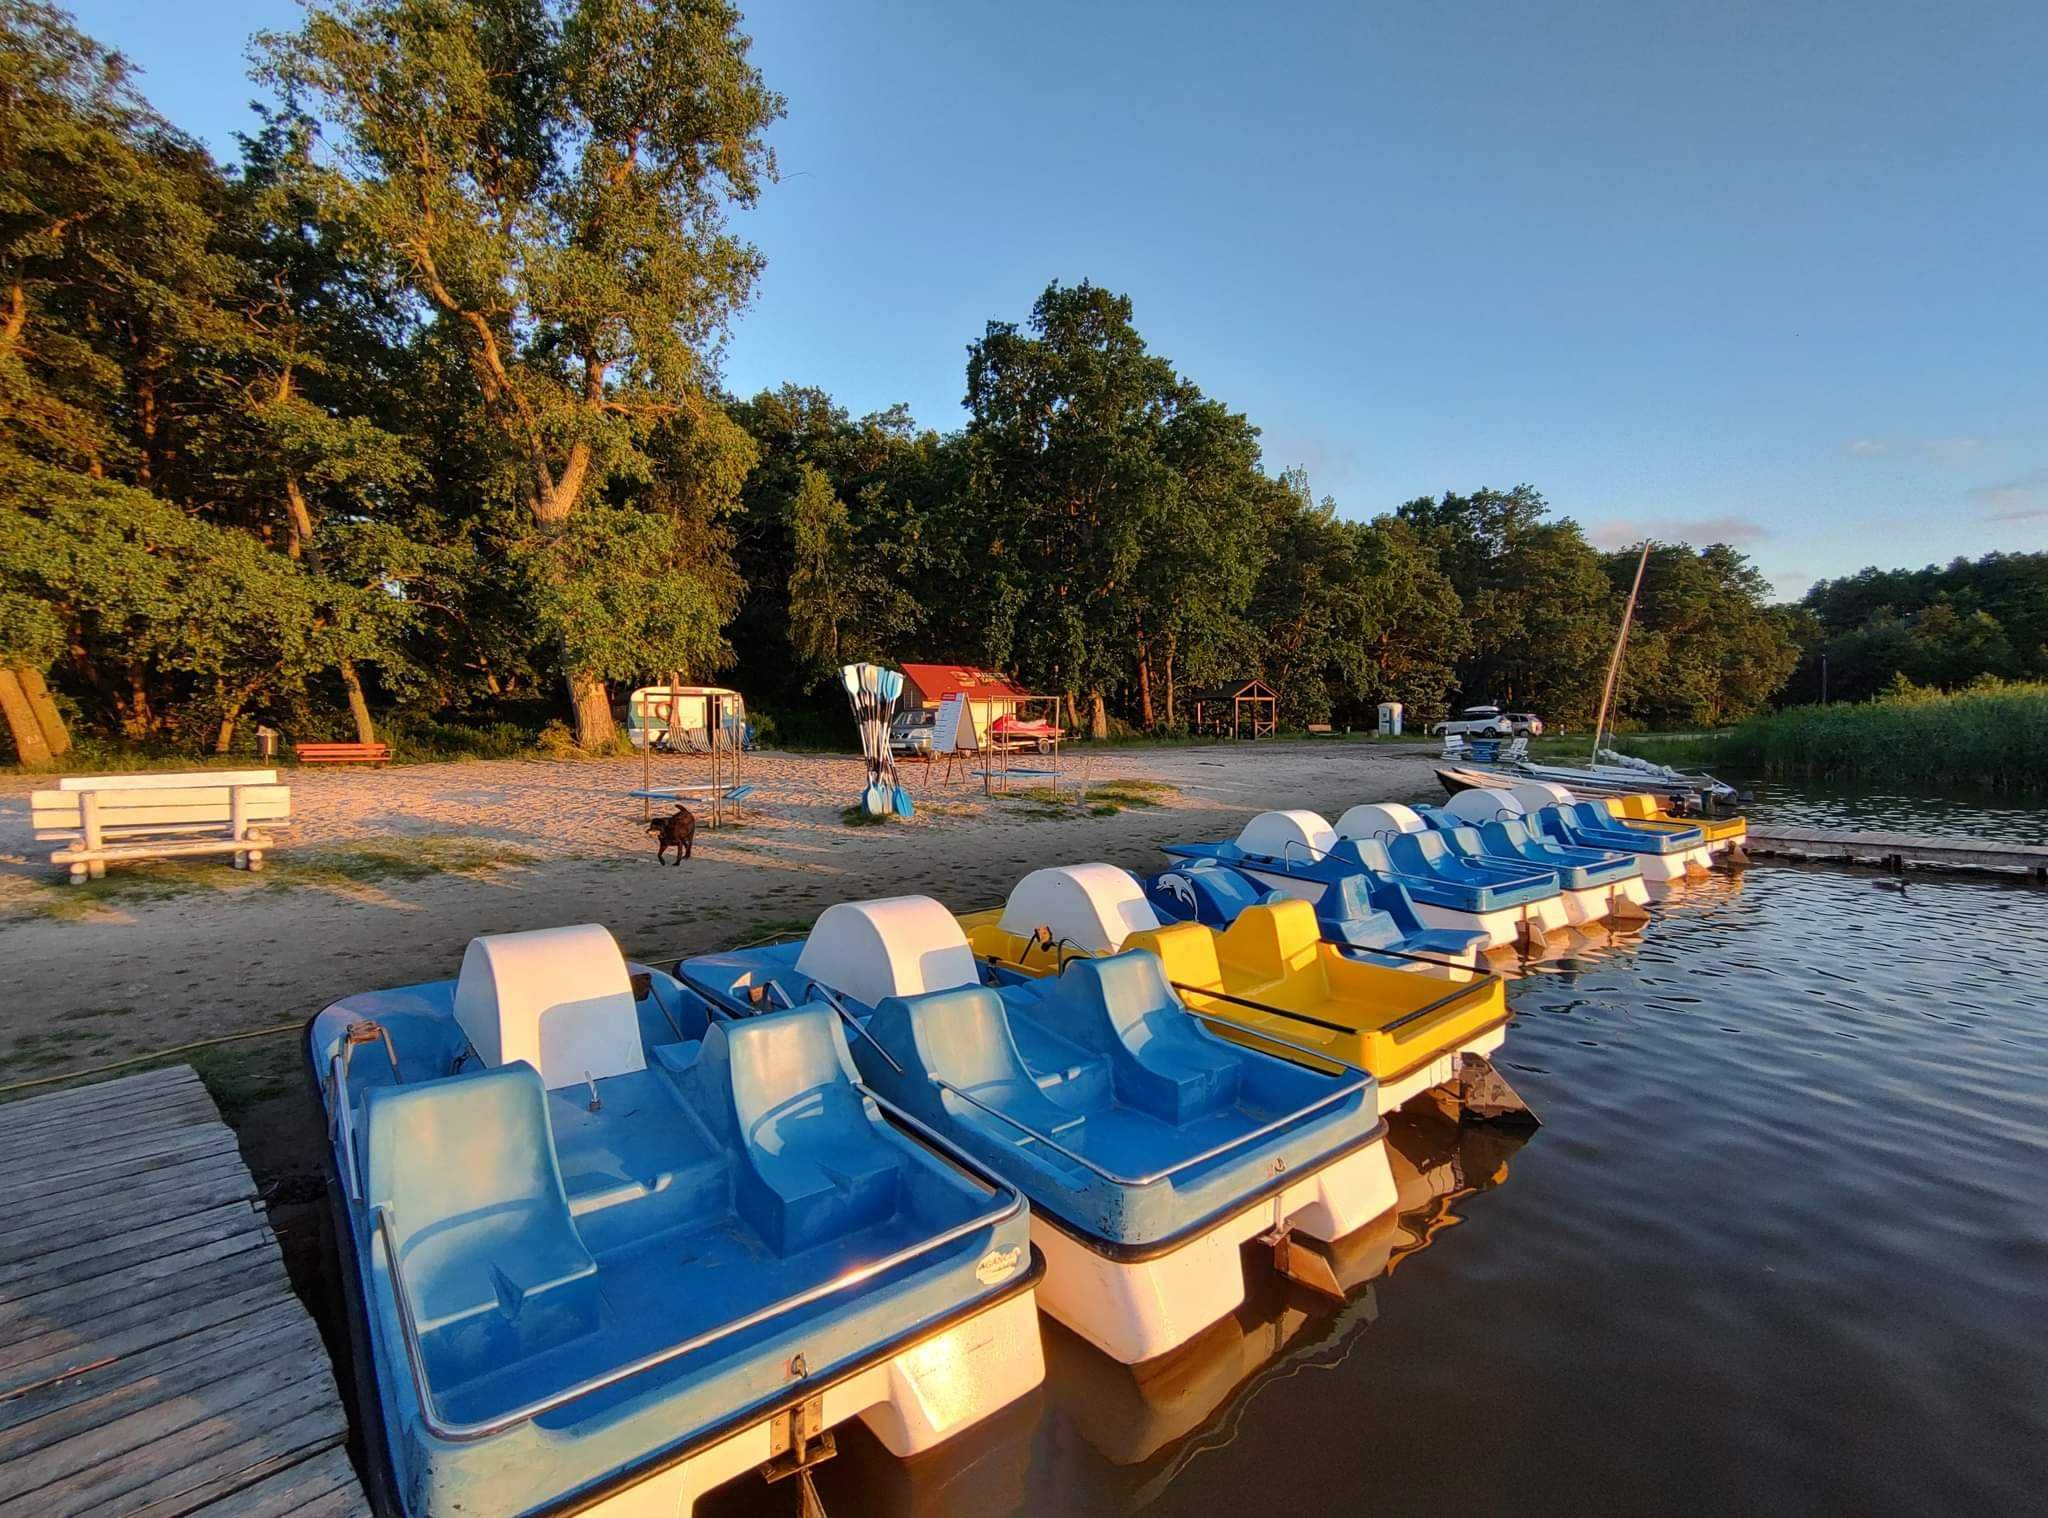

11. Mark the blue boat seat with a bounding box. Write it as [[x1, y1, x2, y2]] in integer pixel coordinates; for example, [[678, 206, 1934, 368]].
[[1038, 954, 1241, 1125], [362, 1065, 599, 1365], [900, 985, 1090, 1147], [725, 1011, 902, 1255]]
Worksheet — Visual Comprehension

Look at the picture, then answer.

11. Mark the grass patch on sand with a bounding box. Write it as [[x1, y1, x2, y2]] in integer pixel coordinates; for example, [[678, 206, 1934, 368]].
[[1, 834, 540, 923], [1012, 777, 1179, 817], [839, 805, 901, 827]]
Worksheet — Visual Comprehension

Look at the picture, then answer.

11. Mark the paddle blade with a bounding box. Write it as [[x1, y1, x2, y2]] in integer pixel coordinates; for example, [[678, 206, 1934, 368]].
[[893, 786, 914, 818]]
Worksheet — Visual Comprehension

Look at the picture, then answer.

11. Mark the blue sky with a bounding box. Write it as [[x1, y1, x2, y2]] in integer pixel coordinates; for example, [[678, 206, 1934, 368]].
[[66, 0, 2047, 600]]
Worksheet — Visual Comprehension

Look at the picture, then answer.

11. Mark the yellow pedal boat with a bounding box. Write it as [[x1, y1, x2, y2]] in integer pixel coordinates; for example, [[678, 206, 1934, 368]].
[[957, 864, 1529, 1121], [1604, 793, 1749, 860]]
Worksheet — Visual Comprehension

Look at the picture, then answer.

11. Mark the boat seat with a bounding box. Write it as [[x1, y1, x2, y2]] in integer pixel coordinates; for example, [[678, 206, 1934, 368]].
[[362, 1065, 599, 1367], [1213, 899, 1326, 983], [899, 985, 1090, 1147], [1037, 954, 1241, 1125], [725, 1010, 902, 1255]]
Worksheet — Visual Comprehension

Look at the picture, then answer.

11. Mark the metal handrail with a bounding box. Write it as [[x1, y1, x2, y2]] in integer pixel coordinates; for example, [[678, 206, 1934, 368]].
[[371, 1082, 1023, 1444], [931, 1060, 1368, 1190], [1172, 971, 1497, 1037], [811, 984, 905, 1076]]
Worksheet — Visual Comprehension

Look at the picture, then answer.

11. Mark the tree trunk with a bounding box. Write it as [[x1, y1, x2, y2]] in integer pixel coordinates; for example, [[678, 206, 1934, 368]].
[[570, 671, 615, 749], [215, 704, 241, 754], [341, 663, 376, 745], [1164, 636, 1177, 727], [1089, 689, 1107, 741], [0, 669, 54, 766], [1136, 634, 1155, 729], [16, 668, 70, 756]]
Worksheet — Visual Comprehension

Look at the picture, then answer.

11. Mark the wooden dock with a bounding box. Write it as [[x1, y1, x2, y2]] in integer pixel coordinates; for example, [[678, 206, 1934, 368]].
[[0, 1064, 368, 1517], [1747, 825, 2048, 881]]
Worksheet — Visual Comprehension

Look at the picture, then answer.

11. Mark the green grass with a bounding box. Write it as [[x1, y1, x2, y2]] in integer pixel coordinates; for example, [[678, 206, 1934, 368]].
[[1010, 777, 1180, 817], [839, 804, 896, 826], [0, 835, 541, 922]]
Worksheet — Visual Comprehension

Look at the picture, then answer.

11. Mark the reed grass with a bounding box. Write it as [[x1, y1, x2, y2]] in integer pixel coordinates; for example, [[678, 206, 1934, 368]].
[[1671, 682, 2048, 793]]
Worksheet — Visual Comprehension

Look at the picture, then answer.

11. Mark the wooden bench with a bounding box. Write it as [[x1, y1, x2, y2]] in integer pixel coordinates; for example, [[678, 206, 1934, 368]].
[[1307, 723, 1334, 735], [31, 770, 294, 883], [295, 741, 391, 764]]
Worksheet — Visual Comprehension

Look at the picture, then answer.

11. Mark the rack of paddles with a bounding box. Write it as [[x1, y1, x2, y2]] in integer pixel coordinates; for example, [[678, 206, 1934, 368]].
[[841, 661, 913, 817]]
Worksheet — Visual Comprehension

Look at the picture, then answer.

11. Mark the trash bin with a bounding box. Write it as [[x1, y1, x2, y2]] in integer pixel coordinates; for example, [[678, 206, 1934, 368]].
[[1377, 702, 1403, 736], [256, 725, 278, 760]]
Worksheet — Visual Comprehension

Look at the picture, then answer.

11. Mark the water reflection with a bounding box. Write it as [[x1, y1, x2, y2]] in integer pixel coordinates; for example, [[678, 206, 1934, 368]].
[[740, 1104, 1531, 1518]]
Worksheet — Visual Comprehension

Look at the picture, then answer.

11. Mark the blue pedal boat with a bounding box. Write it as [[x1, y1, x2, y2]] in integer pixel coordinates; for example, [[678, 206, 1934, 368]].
[[1142, 856, 1487, 970], [1406, 805, 1653, 926], [1527, 800, 1712, 885], [308, 923, 1044, 1517], [1164, 809, 1564, 953], [680, 897, 1397, 1364]]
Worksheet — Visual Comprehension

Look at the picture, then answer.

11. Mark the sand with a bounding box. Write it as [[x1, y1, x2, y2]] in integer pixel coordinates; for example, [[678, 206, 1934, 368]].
[[0, 740, 1443, 1080]]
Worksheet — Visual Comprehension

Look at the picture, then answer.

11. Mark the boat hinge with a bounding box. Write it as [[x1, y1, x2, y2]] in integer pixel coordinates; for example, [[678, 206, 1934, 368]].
[[1258, 1224, 1345, 1301], [763, 1391, 836, 1494]]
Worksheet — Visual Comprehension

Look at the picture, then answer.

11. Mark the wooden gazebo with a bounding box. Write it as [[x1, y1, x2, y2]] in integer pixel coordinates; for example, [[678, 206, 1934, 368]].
[[1191, 677, 1278, 739]]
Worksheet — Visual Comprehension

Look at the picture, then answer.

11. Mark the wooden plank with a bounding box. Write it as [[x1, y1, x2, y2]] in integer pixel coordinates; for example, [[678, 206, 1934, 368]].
[[0, 1124, 240, 1196], [0, 1093, 220, 1160], [5, 1369, 345, 1517], [0, 1066, 199, 1128], [0, 1300, 311, 1438], [34, 785, 292, 819], [0, 1272, 291, 1398], [176, 1447, 367, 1518], [55, 772, 277, 793], [49, 839, 289, 867], [0, 1309, 322, 1476], [0, 1160, 256, 1262], [0, 1133, 244, 1212], [1748, 825, 2048, 877], [0, 1236, 283, 1364], [0, 1196, 266, 1294]]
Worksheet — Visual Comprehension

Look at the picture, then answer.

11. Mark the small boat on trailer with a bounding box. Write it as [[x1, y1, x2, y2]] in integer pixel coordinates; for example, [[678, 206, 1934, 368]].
[[958, 864, 1531, 1124], [309, 924, 1044, 1517], [680, 898, 1396, 1365], [1165, 810, 1569, 953]]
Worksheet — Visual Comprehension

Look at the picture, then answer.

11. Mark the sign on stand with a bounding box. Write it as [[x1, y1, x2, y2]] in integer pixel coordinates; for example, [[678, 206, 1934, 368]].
[[933, 692, 979, 755]]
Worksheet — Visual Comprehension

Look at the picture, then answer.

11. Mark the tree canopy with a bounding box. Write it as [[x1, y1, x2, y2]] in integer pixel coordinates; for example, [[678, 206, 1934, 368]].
[[2, 1, 1940, 765]]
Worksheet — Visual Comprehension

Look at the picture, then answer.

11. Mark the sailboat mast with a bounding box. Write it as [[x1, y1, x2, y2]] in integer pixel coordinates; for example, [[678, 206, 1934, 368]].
[[1590, 540, 1652, 764]]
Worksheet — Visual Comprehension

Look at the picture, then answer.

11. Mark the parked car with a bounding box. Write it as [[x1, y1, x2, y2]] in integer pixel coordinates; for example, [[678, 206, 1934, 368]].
[[1504, 711, 1545, 736], [1431, 704, 1516, 738], [889, 707, 935, 755]]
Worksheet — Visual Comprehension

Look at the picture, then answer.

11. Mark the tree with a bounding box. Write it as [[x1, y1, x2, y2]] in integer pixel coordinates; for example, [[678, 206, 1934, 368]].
[[260, 0, 783, 745]]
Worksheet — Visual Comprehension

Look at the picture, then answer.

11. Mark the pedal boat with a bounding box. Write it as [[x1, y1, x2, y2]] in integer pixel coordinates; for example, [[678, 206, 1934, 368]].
[[1144, 857, 1487, 971], [1404, 797, 1653, 925], [1527, 800, 1712, 882], [308, 923, 1043, 1517], [1605, 792, 1750, 863], [959, 864, 1528, 1124], [680, 897, 1396, 1365], [1165, 809, 1566, 952]]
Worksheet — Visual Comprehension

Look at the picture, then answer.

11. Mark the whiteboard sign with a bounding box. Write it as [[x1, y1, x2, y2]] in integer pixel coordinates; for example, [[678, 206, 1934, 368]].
[[932, 692, 979, 753]]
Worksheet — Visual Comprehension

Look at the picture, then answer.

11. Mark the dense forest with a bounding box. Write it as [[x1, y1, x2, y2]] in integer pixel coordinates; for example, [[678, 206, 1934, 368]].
[[0, 1, 2032, 764]]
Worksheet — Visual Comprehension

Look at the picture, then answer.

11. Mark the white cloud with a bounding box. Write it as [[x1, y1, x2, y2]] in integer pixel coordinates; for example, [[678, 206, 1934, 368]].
[[1971, 469, 2048, 521], [1587, 516, 1770, 550]]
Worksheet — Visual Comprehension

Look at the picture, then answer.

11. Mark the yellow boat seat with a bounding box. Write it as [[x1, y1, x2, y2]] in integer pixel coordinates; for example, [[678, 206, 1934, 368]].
[[965, 889, 1508, 1100], [1604, 792, 1748, 845]]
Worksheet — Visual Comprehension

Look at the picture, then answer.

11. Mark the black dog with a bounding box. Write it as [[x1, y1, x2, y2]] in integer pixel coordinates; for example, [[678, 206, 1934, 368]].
[[647, 805, 695, 864]]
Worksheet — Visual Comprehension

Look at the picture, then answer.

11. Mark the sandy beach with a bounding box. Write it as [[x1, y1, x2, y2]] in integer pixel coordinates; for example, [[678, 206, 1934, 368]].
[[0, 740, 1443, 1096]]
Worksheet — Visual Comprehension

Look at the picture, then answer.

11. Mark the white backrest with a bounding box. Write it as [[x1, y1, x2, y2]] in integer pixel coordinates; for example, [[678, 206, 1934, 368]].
[[58, 770, 278, 792], [1443, 788, 1525, 825], [1510, 780, 1575, 812], [454, 924, 647, 1090], [997, 864, 1161, 953], [1335, 802, 1425, 840], [31, 784, 291, 838], [1235, 809, 1337, 862], [795, 897, 978, 1009]]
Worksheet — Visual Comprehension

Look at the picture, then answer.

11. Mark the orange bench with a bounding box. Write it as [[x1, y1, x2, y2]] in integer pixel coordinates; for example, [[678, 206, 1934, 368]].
[[296, 741, 391, 765]]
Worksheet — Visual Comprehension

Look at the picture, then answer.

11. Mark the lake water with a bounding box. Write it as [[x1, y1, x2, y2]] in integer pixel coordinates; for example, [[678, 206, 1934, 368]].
[[721, 842, 2048, 1515]]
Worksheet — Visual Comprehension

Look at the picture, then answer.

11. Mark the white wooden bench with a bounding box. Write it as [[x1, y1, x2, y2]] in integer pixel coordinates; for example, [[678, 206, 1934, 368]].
[[31, 771, 294, 883]]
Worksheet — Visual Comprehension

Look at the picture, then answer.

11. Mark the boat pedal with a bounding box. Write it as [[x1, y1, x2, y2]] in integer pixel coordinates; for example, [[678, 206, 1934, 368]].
[[763, 1392, 836, 1494], [1259, 1226, 1345, 1301], [1723, 845, 1752, 870], [1455, 1052, 1541, 1129]]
